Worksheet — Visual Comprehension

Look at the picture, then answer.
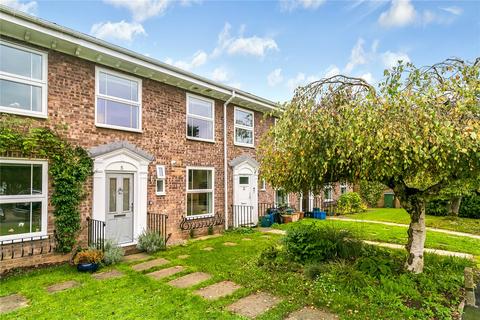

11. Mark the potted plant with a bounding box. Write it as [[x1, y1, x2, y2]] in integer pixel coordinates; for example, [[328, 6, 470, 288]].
[[74, 248, 104, 272]]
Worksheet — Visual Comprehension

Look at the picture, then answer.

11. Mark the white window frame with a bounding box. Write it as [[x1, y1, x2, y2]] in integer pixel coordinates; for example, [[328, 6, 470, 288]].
[[324, 185, 333, 202], [234, 107, 255, 147], [274, 189, 290, 207], [95, 66, 142, 133], [260, 178, 266, 191], [155, 165, 166, 196], [186, 166, 215, 219], [340, 183, 348, 195], [186, 93, 215, 143], [0, 40, 48, 118], [0, 159, 49, 241]]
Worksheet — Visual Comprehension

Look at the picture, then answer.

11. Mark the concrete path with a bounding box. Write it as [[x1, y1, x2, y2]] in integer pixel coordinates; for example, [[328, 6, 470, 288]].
[[260, 228, 474, 259], [92, 269, 124, 280], [194, 280, 242, 300], [0, 294, 29, 314], [46, 280, 80, 293], [147, 266, 184, 280], [168, 272, 211, 288], [123, 252, 151, 262], [132, 258, 169, 272], [227, 292, 282, 318], [330, 217, 480, 240], [285, 307, 338, 320]]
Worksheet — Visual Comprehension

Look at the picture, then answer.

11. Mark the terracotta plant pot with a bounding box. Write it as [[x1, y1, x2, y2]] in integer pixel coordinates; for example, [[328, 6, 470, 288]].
[[281, 215, 293, 224]]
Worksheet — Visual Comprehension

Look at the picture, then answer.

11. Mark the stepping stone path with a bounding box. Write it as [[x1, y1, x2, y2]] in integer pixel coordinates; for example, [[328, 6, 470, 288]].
[[227, 292, 282, 318], [260, 235, 271, 239], [132, 258, 169, 272], [92, 269, 124, 280], [168, 272, 211, 288], [147, 266, 184, 280], [223, 242, 238, 246], [0, 294, 29, 314], [46, 280, 79, 293], [242, 238, 252, 241], [178, 254, 190, 259], [123, 252, 150, 262], [194, 280, 242, 300], [202, 247, 214, 251], [285, 307, 339, 320]]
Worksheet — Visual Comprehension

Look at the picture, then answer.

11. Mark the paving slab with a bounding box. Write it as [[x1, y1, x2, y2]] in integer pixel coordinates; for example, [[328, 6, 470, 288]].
[[92, 269, 124, 280], [194, 280, 242, 300], [202, 247, 214, 251], [242, 238, 252, 241], [147, 266, 184, 280], [123, 252, 150, 262], [223, 242, 238, 246], [227, 292, 282, 318], [46, 280, 79, 293], [192, 234, 222, 241], [132, 258, 170, 272], [285, 307, 339, 320], [0, 294, 29, 314], [178, 254, 190, 259], [168, 272, 211, 288]]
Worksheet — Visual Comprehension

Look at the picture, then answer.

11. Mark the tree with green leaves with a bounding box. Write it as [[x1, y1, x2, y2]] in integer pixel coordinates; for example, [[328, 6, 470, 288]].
[[259, 58, 479, 273]]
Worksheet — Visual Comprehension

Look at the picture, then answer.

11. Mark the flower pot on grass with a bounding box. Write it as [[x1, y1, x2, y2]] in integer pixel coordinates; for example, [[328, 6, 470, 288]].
[[74, 248, 103, 273]]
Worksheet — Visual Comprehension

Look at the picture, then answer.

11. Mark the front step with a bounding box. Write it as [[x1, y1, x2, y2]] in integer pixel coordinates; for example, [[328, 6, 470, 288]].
[[123, 244, 141, 256]]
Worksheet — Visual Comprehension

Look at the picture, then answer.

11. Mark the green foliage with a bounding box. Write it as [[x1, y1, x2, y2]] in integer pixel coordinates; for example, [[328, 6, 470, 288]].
[[459, 193, 480, 219], [73, 248, 103, 264], [304, 263, 323, 280], [0, 116, 92, 252], [102, 240, 124, 266], [257, 244, 301, 272], [225, 227, 255, 234], [137, 230, 165, 253], [336, 192, 366, 214], [359, 180, 386, 207], [283, 223, 363, 263], [207, 226, 214, 235], [426, 199, 449, 216]]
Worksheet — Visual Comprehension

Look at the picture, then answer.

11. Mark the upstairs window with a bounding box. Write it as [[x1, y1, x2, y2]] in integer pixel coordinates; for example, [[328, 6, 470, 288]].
[[187, 94, 215, 142], [260, 178, 266, 191], [155, 165, 166, 196], [0, 160, 48, 241], [340, 184, 348, 195], [324, 185, 333, 202], [96, 68, 142, 131], [0, 41, 47, 118], [234, 107, 254, 147]]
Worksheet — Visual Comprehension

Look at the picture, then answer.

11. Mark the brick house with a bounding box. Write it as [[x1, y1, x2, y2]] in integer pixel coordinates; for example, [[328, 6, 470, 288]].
[[0, 7, 350, 271]]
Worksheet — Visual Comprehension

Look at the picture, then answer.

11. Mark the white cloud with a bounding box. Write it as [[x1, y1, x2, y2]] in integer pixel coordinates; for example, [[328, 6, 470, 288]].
[[344, 38, 368, 73], [104, 0, 170, 22], [267, 68, 284, 87], [378, 0, 417, 28], [211, 67, 229, 82], [165, 50, 208, 71], [3, 0, 37, 15], [324, 65, 341, 78], [381, 51, 410, 69], [90, 21, 146, 42], [213, 23, 278, 58], [280, 0, 326, 11], [287, 72, 319, 91], [441, 6, 463, 16], [359, 72, 375, 83]]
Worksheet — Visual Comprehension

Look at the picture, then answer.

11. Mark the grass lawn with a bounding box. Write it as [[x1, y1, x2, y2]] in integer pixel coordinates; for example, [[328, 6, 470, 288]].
[[0, 230, 473, 320], [274, 218, 480, 257], [347, 208, 480, 235]]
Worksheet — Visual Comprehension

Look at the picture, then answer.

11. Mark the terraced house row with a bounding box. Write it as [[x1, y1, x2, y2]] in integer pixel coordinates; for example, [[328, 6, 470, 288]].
[[0, 7, 350, 271]]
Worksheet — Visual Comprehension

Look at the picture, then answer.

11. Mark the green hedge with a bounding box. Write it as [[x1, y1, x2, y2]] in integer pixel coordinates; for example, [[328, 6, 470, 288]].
[[426, 194, 480, 219]]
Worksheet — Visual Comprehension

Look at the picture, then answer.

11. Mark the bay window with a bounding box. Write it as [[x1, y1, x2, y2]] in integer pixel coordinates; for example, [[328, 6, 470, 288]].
[[0, 41, 47, 117], [186, 168, 214, 217], [187, 94, 215, 142], [0, 160, 48, 240], [95, 67, 142, 131], [234, 107, 254, 147]]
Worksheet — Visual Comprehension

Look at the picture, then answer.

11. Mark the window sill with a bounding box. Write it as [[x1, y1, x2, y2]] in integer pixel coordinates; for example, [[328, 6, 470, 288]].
[[0, 107, 47, 119], [187, 137, 215, 144], [96, 123, 143, 133], [185, 213, 214, 220], [0, 232, 48, 243], [234, 142, 255, 149], [155, 192, 166, 196]]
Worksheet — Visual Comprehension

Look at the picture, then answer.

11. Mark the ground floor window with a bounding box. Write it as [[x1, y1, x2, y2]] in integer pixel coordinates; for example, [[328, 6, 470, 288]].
[[186, 167, 214, 217], [0, 160, 48, 240], [340, 183, 348, 195], [324, 185, 333, 202], [275, 189, 288, 206]]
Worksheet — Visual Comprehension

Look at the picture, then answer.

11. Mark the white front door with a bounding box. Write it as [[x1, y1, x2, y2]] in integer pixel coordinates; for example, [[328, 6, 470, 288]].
[[105, 173, 134, 244], [234, 174, 258, 227]]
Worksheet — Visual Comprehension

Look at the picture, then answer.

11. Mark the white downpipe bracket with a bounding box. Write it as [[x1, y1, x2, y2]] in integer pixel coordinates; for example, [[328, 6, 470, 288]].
[[224, 91, 236, 230]]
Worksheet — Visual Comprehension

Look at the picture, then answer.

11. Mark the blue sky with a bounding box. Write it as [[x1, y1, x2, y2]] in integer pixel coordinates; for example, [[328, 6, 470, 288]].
[[4, 0, 480, 102]]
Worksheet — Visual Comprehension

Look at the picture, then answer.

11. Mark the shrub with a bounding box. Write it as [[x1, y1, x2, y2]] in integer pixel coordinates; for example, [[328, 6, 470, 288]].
[[459, 194, 480, 219], [102, 240, 124, 266], [304, 263, 323, 280], [257, 245, 301, 272], [337, 192, 366, 214], [207, 226, 214, 235], [359, 180, 386, 207], [137, 230, 165, 253], [283, 223, 363, 263], [426, 199, 449, 216], [74, 248, 103, 264]]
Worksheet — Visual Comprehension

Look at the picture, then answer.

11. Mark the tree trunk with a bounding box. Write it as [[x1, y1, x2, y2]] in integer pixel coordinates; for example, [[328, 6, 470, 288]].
[[393, 184, 427, 273], [404, 198, 426, 273], [448, 196, 462, 217]]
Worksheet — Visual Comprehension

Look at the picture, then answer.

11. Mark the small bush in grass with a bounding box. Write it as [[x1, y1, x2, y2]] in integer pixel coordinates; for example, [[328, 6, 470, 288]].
[[284, 223, 363, 263], [74, 248, 103, 264], [137, 230, 165, 253], [257, 245, 301, 271], [337, 192, 366, 214], [103, 240, 124, 266], [304, 263, 323, 280]]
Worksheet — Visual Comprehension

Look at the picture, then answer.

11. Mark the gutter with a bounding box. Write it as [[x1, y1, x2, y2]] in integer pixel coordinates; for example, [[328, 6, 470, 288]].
[[224, 91, 236, 230]]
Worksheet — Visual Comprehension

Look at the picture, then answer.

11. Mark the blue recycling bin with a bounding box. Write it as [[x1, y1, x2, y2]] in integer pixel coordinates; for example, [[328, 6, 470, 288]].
[[319, 211, 327, 220]]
